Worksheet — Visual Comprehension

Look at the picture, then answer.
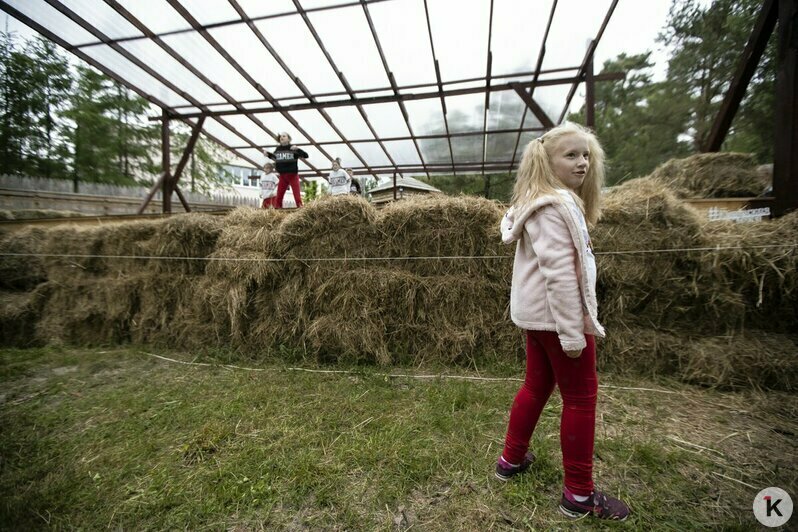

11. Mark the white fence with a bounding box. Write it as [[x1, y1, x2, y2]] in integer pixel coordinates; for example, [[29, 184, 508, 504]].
[[0, 175, 259, 208]]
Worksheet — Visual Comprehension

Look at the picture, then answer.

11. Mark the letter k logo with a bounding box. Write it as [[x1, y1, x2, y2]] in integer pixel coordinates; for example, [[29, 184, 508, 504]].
[[765, 495, 783, 517]]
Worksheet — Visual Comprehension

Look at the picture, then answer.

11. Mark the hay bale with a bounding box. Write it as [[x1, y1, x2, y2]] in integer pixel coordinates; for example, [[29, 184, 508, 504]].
[[648, 152, 765, 198], [0, 287, 48, 346], [704, 211, 798, 332], [35, 276, 142, 346], [594, 177, 744, 332], [141, 213, 224, 275], [377, 195, 510, 278], [601, 327, 798, 391], [280, 195, 380, 259], [206, 207, 288, 287], [0, 227, 47, 290]]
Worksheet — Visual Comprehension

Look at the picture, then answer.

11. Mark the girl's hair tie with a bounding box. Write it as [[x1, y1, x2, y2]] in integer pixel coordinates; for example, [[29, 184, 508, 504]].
[[537, 137, 544, 144]]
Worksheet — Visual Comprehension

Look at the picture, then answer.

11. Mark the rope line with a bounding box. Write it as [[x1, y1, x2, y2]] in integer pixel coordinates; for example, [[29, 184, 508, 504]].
[[140, 352, 678, 393], [1, 243, 796, 263]]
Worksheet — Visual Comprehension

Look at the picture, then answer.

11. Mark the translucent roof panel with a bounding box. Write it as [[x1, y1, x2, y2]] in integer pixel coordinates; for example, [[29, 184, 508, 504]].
[[287, 110, 343, 143], [366, 0, 436, 87], [253, 15, 346, 95], [361, 103, 410, 138], [426, 0, 491, 82], [237, 0, 296, 18], [5, 0, 96, 47], [486, 91, 526, 132], [540, 0, 612, 73], [445, 94, 486, 133], [306, 6, 391, 92], [250, 113, 310, 145], [384, 140, 423, 166], [320, 143, 360, 169], [175, 0, 242, 26], [204, 118, 253, 148], [59, 0, 143, 42], [119, 40, 222, 104], [222, 115, 276, 147], [10, 0, 622, 177], [531, 84, 573, 124], [418, 138, 452, 165], [81, 46, 189, 108], [404, 99, 447, 137], [115, 0, 193, 34], [486, 132, 520, 162], [207, 24, 304, 101], [490, 0, 555, 77], [323, 107, 375, 140], [451, 136, 483, 164], [160, 31, 264, 103], [354, 142, 392, 167]]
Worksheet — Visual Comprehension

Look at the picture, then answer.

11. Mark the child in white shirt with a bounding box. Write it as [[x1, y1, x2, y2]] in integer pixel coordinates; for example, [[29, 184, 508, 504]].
[[260, 162, 279, 208], [326, 158, 350, 196]]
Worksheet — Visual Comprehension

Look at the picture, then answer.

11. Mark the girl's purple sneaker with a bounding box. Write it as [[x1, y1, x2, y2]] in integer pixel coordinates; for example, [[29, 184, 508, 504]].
[[559, 488, 630, 520], [494, 452, 536, 481]]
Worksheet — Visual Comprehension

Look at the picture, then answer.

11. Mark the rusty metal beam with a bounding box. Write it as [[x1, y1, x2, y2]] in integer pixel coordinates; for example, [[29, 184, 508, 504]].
[[292, 0, 392, 183], [161, 110, 172, 214], [510, 83, 555, 128], [166, 65, 581, 110], [34, 0, 265, 173], [773, 0, 798, 216], [558, 0, 619, 124], [226, 0, 379, 179], [171, 116, 206, 198], [225, 126, 546, 149], [102, 0, 299, 173], [166, 0, 329, 177], [481, 0, 495, 179], [423, 0, 456, 176], [705, 0, 778, 152], [361, 0, 430, 180], [508, 0, 557, 174], [69, 0, 398, 50], [299, 160, 523, 177], [160, 73, 624, 120]]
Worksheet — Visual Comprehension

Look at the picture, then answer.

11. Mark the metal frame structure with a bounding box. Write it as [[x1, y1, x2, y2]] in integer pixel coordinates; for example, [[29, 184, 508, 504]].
[[705, 0, 798, 216], [1, 0, 622, 212]]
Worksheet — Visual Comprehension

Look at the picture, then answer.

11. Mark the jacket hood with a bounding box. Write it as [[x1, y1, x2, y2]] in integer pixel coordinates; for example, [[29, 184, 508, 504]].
[[501, 194, 564, 244]]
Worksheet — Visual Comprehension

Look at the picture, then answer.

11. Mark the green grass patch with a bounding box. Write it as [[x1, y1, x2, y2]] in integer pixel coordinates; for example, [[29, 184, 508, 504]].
[[1, 347, 796, 530]]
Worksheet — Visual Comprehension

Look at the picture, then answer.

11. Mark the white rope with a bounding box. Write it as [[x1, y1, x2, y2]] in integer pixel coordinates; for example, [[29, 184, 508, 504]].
[[1, 243, 796, 263], [140, 351, 678, 393]]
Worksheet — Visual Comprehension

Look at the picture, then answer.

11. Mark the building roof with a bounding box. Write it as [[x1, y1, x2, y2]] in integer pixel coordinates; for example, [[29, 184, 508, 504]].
[[370, 176, 440, 194]]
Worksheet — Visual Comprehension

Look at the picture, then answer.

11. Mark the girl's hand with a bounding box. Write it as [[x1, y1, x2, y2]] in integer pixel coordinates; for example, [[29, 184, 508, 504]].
[[290, 145, 298, 151], [565, 349, 582, 358]]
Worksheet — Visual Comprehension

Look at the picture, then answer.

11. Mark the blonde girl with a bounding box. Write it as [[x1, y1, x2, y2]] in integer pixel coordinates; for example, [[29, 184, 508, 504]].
[[495, 122, 629, 521]]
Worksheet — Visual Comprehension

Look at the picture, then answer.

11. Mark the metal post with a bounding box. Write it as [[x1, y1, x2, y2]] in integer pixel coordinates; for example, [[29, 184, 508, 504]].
[[161, 109, 172, 214], [773, 0, 798, 216], [393, 172, 397, 201]]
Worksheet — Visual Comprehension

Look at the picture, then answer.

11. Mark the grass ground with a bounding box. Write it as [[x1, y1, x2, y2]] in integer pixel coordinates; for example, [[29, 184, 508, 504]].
[[1, 346, 796, 530]]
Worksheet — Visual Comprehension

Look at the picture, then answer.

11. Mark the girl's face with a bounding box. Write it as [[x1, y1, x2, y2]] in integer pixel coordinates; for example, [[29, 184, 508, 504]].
[[550, 133, 590, 191], [332, 161, 341, 171], [278, 134, 290, 145], [264, 164, 274, 173]]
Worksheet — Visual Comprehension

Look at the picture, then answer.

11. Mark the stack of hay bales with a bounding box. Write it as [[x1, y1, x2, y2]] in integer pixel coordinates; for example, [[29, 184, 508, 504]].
[[0, 156, 795, 389], [0, 213, 223, 348], [648, 152, 767, 198]]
